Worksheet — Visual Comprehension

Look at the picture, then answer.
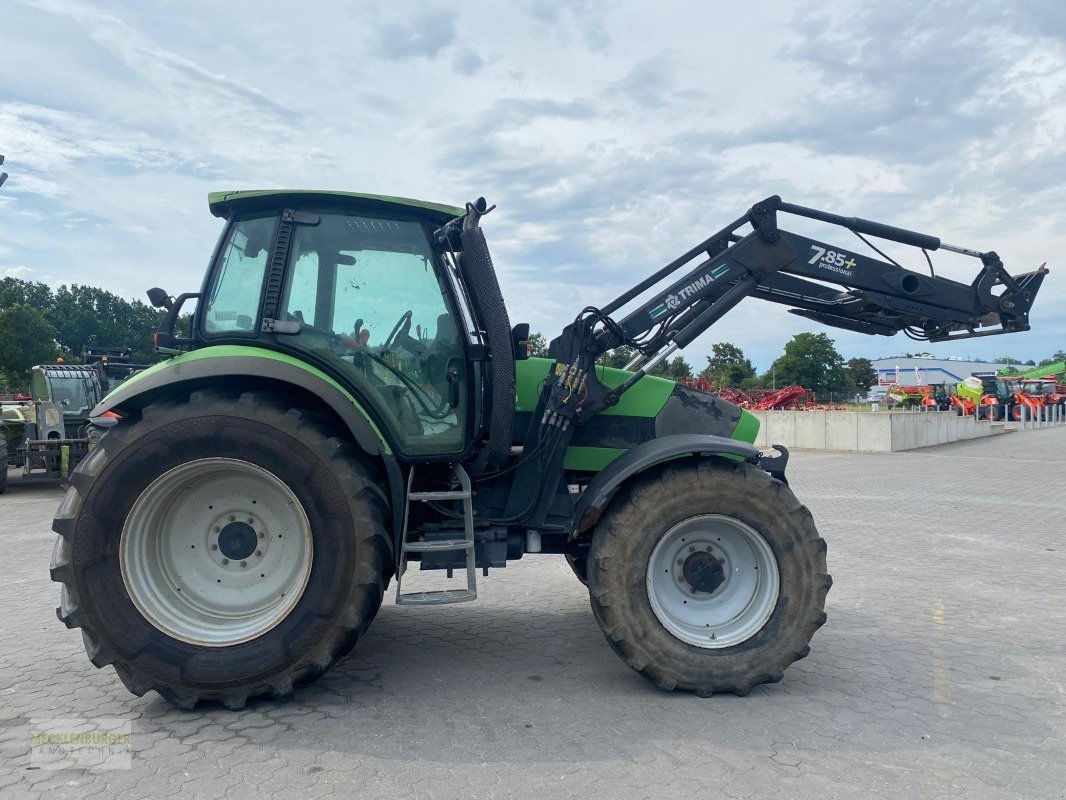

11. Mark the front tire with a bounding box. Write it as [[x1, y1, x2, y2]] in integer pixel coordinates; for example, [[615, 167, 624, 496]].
[[587, 459, 831, 696], [50, 389, 392, 709]]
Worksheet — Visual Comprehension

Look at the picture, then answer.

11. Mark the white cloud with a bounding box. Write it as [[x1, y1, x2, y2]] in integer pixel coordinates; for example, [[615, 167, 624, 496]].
[[2, 266, 38, 279]]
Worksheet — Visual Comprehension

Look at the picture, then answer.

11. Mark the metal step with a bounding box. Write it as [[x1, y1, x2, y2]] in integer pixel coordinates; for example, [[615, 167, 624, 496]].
[[396, 588, 477, 606], [408, 490, 469, 501], [402, 539, 474, 552], [395, 463, 477, 606]]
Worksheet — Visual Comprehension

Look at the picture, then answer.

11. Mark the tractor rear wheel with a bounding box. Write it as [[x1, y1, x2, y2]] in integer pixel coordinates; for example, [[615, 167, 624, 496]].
[[50, 389, 392, 709], [587, 458, 830, 696]]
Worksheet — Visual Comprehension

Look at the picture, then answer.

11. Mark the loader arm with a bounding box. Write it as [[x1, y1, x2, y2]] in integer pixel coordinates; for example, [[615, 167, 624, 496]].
[[542, 195, 1046, 421], [436, 194, 1046, 529]]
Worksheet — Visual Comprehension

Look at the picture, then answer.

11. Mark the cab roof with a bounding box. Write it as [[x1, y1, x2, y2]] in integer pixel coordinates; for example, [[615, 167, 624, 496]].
[[207, 190, 464, 223]]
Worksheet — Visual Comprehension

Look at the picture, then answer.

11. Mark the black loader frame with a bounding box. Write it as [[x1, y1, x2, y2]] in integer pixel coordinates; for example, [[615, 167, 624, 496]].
[[443, 195, 1046, 532]]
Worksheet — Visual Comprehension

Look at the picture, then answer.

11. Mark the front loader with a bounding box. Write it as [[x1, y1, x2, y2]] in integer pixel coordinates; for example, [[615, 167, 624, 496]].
[[50, 191, 1046, 708]]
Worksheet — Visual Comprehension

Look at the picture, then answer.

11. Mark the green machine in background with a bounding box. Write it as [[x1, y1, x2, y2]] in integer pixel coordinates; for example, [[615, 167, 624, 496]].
[[1, 364, 105, 491]]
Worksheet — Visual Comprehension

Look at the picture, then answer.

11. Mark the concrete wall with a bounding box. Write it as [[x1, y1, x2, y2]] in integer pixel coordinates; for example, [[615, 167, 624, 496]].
[[750, 410, 1002, 452]]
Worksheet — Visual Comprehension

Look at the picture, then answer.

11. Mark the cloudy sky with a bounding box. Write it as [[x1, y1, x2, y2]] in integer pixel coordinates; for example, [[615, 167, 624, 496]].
[[1, 0, 1064, 370]]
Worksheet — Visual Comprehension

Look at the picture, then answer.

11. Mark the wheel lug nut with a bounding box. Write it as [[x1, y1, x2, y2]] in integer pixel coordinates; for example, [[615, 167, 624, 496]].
[[255, 550, 262, 557], [247, 518, 254, 524], [210, 544, 218, 551], [258, 532, 265, 539], [240, 561, 247, 567], [221, 558, 229, 565], [677, 576, 685, 583], [229, 515, 235, 522], [676, 559, 683, 566], [213, 527, 220, 533]]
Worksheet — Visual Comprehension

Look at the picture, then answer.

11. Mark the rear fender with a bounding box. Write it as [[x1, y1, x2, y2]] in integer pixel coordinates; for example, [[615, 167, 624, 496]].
[[570, 434, 781, 540], [92, 350, 405, 539]]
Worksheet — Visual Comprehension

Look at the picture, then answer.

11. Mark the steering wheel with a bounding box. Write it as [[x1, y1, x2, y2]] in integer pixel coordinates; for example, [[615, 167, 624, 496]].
[[382, 310, 413, 354]]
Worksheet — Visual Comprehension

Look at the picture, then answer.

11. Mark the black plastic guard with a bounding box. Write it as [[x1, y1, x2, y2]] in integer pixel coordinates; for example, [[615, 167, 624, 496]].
[[458, 227, 515, 470], [569, 433, 762, 539]]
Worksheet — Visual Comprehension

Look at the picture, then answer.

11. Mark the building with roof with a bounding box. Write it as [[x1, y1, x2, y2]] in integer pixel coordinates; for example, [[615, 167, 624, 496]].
[[868, 356, 1026, 399]]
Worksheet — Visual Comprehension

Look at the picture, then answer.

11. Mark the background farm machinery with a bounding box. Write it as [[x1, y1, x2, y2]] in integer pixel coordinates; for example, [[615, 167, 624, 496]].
[[0, 364, 107, 492], [678, 380, 843, 410]]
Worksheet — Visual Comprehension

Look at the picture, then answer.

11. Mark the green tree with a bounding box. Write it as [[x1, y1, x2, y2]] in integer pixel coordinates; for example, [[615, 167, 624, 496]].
[[994, 356, 1021, 365], [843, 357, 877, 394], [48, 285, 161, 362], [597, 346, 691, 379], [701, 342, 756, 387], [768, 332, 846, 393], [0, 277, 54, 311], [526, 332, 549, 358], [0, 304, 58, 385], [650, 355, 692, 380], [602, 345, 637, 369]]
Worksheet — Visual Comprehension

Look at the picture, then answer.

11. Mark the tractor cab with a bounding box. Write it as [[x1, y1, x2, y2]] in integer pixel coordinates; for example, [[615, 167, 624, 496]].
[[1022, 379, 1066, 407], [32, 365, 103, 427], [147, 191, 500, 462]]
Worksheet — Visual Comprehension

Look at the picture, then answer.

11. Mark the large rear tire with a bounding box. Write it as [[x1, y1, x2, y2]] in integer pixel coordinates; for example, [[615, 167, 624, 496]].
[[50, 389, 392, 709], [587, 459, 830, 696]]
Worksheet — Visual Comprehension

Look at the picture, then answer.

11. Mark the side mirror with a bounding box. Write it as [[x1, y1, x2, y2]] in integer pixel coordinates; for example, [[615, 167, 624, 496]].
[[147, 287, 173, 310], [511, 322, 531, 360], [154, 292, 201, 350]]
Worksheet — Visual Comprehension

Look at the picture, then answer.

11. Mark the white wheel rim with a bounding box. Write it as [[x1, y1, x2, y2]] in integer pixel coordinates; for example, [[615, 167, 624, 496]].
[[120, 458, 313, 647], [646, 514, 780, 649]]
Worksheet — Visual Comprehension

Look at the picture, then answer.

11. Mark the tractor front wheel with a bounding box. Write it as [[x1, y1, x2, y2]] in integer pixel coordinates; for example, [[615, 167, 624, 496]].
[[50, 389, 392, 709], [587, 459, 830, 696]]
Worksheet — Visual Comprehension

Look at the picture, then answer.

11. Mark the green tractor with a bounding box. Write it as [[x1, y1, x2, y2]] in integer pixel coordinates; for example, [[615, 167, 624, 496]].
[[51, 191, 1045, 708], [1, 364, 105, 491]]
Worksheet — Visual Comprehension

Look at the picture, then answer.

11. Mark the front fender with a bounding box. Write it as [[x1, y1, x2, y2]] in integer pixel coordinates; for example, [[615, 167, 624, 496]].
[[93, 346, 407, 546], [570, 433, 764, 539], [94, 347, 389, 457]]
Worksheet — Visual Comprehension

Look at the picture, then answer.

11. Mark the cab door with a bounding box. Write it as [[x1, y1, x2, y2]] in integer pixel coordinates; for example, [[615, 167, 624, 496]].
[[272, 210, 471, 458]]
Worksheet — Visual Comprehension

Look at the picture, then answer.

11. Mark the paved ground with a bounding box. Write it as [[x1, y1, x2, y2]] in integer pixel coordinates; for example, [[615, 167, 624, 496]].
[[0, 428, 1064, 800]]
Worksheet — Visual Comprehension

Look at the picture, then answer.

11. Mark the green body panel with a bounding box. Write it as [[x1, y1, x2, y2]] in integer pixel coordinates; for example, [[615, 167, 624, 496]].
[[514, 358, 760, 472], [31, 368, 48, 401], [562, 446, 628, 472], [109, 345, 391, 454], [207, 190, 464, 221], [515, 358, 676, 417], [733, 409, 760, 445]]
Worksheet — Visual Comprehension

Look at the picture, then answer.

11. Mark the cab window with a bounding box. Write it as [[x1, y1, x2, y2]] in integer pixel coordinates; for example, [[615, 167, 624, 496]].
[[204, 214, 276, 335], [278, 212, 467, 456]]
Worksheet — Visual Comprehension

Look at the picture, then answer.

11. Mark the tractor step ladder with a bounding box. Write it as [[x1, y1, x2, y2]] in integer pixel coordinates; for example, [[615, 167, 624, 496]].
[[395, 463, 477, 606]]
